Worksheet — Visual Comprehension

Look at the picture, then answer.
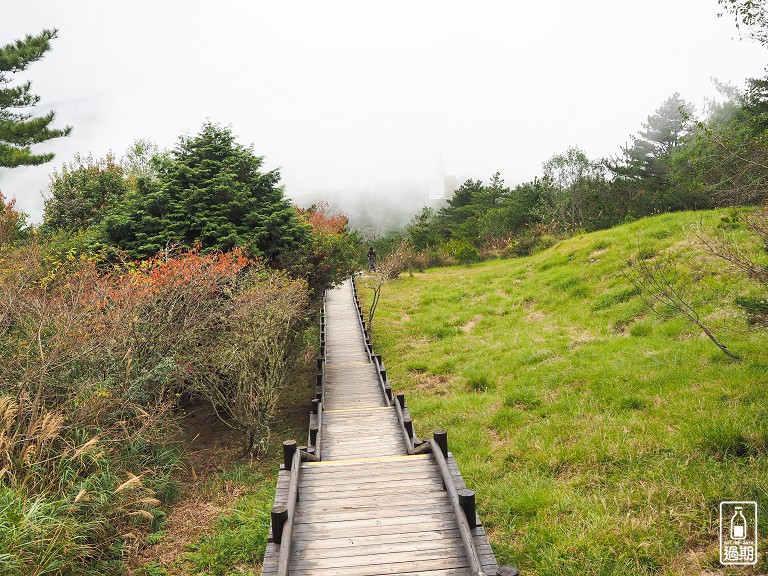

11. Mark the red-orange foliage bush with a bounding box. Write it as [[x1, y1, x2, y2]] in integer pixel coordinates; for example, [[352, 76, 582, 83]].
[[295, 200, 349, 236], [0, 238, 309, 569], [284, 202, 360, 296], [0, 191, 26, 246]]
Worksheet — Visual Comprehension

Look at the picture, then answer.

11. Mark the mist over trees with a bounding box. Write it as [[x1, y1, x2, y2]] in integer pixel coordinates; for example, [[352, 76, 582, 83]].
[[382, 76, 768, 265]]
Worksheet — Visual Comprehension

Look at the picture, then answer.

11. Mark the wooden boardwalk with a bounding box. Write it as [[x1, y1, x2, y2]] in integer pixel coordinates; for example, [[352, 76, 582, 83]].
[[262, 279, 512, 576]]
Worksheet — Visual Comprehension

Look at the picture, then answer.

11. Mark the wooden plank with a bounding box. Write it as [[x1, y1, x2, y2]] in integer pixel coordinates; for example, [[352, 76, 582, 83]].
[[321, 435, 403, 446], [302, 454, 430, 468], [320, 442, 404, 452], [291, 537, 471, 561], [323, 420, 400, 434], [321, 419, 400, 428], [299, 462, 438, 478], [323, 410, 397, 422], [322, 411, 397, 420], [321, 445, 404, 456], [300, 467, 440, 483], [291, 543, 496, 564], [286, 556, 474, 576], [296, 483, 444, 500], [321, 427, 402, 437], [300, 468, 431, 480], [293, 492, 449, 513], [291, 544, 478, 570], [320, 427, 402, 436], [289, 512, 460, 536], [294, 504, 455, 524], [287, 528, 466, 552], [324, 406, 391, 413]]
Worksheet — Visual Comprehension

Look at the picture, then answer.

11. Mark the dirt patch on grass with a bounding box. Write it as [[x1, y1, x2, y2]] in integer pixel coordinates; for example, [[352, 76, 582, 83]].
[[589, 248, 608, 263], [416, 373, 453, 395], [523, 311, 546, 323], [568, 335, 601, 349], [461, 315, 482, 332]]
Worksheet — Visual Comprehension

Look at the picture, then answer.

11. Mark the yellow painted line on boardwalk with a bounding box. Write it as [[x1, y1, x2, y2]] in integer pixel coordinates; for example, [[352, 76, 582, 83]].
[[324, 406, 391, 413], [303, 454, 429, 467]]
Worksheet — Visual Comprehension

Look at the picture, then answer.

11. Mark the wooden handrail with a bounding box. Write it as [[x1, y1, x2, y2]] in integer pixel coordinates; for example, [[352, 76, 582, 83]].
[[349, 275, 391, 406], [315, 401, 323, 460], [371, 354, 393, 406], [428, 438, 486, 576], [351, 275, 414, 450], [351, 274, 373, 360], [393, 395, 414, 452], [276, 448, 302, 576]]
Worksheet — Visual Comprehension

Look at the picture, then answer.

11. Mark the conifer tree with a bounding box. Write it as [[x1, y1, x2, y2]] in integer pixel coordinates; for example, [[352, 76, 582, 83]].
[[609, 93, 693, 185], [0, 29, 71, 168], [102, 122, 308, 259]]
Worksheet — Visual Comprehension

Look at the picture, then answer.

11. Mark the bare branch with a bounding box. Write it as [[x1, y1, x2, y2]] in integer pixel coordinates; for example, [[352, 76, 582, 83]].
[[624, 254, 740, 359]]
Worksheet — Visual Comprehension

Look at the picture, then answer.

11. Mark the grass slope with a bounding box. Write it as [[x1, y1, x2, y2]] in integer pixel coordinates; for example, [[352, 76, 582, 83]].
[[361, 209, 768, 575]]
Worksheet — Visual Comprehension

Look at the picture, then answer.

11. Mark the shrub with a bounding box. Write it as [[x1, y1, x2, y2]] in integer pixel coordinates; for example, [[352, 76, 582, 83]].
[[0, 396, 161, 575], [0, 192, 27, 247], [0, 240, 305, 570], [283, 202, 360, 296], [456, 244, 480, 264], [193, 271, 309, 455]]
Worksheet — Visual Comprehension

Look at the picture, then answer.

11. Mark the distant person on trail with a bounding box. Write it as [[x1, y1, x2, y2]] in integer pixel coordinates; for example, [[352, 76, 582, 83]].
[[367, 247, 377, 271]]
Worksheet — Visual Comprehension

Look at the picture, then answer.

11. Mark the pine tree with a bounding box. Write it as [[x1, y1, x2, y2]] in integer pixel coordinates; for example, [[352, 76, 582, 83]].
[[102, 122, 308, 259], [0, 29, 72, 168], [609, 93, 693, 184]]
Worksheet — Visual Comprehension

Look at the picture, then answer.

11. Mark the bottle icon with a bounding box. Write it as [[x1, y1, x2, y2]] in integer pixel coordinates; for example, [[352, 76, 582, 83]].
[[731, 506, 748, 540]]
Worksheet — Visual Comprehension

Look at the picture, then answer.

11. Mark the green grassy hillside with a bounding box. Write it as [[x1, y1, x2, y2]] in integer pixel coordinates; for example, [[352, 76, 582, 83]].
[[360, 209, 768, 575]]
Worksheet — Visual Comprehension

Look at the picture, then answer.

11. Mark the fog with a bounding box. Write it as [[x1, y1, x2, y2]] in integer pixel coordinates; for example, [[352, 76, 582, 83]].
[[1, 1, 765, 231]]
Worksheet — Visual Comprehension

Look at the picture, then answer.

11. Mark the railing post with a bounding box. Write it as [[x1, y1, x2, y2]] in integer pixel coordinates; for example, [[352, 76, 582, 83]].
[[283, 440, 297, 471], [397, 393, 405, 409], [270, 505, 288, 544], [458, 488, 477, 529], [404, 417, 414, 438], [433, 430, 448, 458]]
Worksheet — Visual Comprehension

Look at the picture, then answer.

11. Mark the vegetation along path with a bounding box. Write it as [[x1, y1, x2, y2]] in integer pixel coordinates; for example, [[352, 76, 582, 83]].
[[262, 278, 515, 576]]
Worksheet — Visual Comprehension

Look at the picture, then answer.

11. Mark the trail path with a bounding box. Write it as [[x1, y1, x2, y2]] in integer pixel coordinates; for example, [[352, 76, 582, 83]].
[[262, 279, 505, 576]]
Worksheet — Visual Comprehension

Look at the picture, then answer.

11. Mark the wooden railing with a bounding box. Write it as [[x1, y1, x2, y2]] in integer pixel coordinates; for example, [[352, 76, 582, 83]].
[[429, 433, 486, 576], [273, 444, 300, 576], [351, 274, 392, 406], [269, 297, 329, 575]]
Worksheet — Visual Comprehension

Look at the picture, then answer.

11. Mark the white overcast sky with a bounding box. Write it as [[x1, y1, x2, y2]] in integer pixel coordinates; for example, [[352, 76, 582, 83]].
[[1, 0, 766, 223]]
